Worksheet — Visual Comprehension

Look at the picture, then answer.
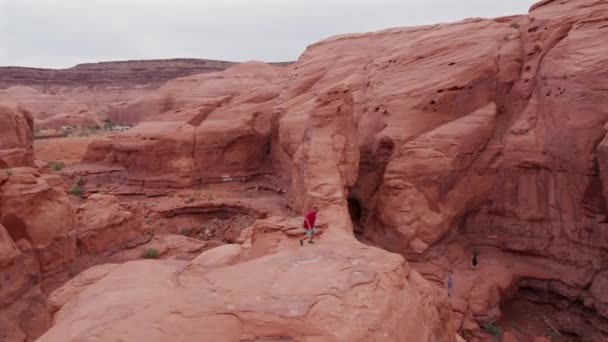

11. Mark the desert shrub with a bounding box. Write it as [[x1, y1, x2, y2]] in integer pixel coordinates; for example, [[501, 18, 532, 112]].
[[179, 227, 193, 236], [142, 248, 160, 259], [70, 185, 85, 198], [52, 161, 65, 171], [483, 323, 502, 339]]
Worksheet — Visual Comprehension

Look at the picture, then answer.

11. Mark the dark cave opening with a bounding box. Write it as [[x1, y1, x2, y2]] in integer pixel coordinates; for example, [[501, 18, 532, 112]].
[[496, 285, 607, 342], [1, 214, 31, 244], [348, 196, 363, 235]]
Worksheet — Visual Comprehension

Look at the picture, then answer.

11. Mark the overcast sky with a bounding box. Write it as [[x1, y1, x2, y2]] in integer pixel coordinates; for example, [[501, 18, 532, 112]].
[[0, 0, 536, 69]]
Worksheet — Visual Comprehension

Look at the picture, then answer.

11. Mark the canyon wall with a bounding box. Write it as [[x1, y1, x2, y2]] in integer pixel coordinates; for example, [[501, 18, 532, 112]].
[[2, 0, 608, 340]]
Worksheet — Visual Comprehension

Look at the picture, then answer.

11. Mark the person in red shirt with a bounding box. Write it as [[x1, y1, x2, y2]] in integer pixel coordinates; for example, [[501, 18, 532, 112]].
[[300, 207, 319, 246]]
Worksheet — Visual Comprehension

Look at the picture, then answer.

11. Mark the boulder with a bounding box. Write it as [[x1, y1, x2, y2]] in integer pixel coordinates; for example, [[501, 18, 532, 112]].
[[0, 168, 77, 277], [76, 194, 147, 254], [39, 234, 455, 342], [0, 104, 34, 168], [0, 223, 50, 341]]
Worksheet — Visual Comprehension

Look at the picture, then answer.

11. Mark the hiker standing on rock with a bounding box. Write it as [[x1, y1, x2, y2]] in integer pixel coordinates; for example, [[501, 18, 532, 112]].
[[472, 249, 479, 269], [300, 207, 319, 246], [447, 273, 454, 297]]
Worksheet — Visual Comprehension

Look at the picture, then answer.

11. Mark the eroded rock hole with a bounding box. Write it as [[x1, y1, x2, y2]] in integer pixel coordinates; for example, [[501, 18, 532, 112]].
[[348, 196, 363, 235], [498, 286, 605, 341], [163, 208, 257, 244], [1, 214, 31, 243]]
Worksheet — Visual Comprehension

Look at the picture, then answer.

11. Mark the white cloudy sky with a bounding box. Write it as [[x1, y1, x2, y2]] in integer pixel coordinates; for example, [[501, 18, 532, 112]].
[[0, 0, 536, 69]]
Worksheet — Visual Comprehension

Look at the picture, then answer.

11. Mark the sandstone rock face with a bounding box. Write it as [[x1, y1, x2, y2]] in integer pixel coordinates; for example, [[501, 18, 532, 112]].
[[72, 0, 608, 339], [108, 234, 206, 262], [0, 59, 292, 129], [0, 168, 77, 278], [81, 62, 283, 187], [0, 222, 50, 341], [0, 105, 67, 340], [292, 83, 359, 232], [47, 263, 120, 314], [0, 104, 34, 168], [37, 51, 457, 341], [189, 243, 242, 269], [0, 59, 237, 89], [40, 234, 454, 342], [5, 0, 608, 340], [76, 194, 147, 254], [0, 59, 237, 129]]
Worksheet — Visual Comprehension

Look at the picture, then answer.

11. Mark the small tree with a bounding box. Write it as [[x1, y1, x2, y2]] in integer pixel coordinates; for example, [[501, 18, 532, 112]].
[[483, 323, 503, 341], [52, 161, 65, 171], [70, 186, 85, 198], [142, 248, 159, 259]]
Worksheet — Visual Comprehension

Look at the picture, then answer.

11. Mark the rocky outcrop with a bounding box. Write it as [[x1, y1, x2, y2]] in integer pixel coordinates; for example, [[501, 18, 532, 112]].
[[0, 223, 50, 342], [40, 227, 455, 342], [3, 0, 608, 340], [0, 59, 293, 129], [47, 263, 120, 314], [38, 58, 458, 341], [0, 58, 236, 89], [69, 0, 608, 339], [292, 84, 359, 232], [81, 62, 283, 187], [0, 168, 77, 278], [76, 194, 148, 254], [0, 104, 34, 168], [0, 59, 234, 130]]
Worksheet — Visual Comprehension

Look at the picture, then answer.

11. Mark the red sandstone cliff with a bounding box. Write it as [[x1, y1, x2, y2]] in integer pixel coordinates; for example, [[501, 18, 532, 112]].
[[2, 0, 608, 341]]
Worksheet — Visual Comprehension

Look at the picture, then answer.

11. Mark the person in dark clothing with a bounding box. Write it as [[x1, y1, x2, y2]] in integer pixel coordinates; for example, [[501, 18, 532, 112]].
[[472, 250, 479, 269], [447, 274, 454, 297], [300, 207, 319, 246]]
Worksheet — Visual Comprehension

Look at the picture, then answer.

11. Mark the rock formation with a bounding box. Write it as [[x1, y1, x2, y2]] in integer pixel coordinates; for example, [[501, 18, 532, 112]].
[[80, 62, 283, 186], [75, 194, 148, 254], [38, 83, 459, 341], [40, 230, 454, 342], [2, 0, 608, 341], [0, 59, 237, 89], [64, 0, 608, 339], [0, 59, 233, 129], [0, 222, 50, 342], [0, 104, 34, 168]]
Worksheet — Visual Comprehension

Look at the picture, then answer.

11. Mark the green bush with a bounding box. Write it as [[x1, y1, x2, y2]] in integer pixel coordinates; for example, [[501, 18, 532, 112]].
[[142, 248, 160, 259], [52, 161, 65, 171], [5, 170, 12, 177], [70, 185, 85, 198], [483, 323, 502, 339], [179, 227, 193, 236]]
